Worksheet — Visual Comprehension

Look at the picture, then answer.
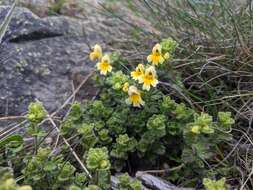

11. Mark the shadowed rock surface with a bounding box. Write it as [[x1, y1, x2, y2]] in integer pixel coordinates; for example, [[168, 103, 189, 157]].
[[0, 6, 100, 116]]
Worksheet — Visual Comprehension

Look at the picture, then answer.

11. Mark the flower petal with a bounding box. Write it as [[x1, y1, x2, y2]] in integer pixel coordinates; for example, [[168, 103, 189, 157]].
[[147, 55, 152, 63], [142, 83, 150, 91]]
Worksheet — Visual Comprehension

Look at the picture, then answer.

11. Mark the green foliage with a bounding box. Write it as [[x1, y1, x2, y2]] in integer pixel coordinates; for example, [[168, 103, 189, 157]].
[[86, 148, 110, 190], [78, 123, 97, 149], [107, 109, 129, 135], [86, 147, 110, 171], [102, 1, 251, 187], [218, 112, 235, 128], [160, 96, 177, 114], [111, 134, 137, 159], [203, 178, 228, 190], [26, 102, 46, 124], [69, 102, 83, 121], [106, 71, 129, 90], [0, 168, 32, 190], [0, 135, 23, 149], [97, 129, 112, 145], [25, 102, 47, 154], [188, 112, 214, 135], [0, 30, 238, 189], [160, 38, 178, 55], [118, 173, 142, 190], [173, 103, 192, 121], [87, 100, 112, 120], [22, 148, 86, 190], [137, 114, 167, 154], [58, 57, 235, 184]]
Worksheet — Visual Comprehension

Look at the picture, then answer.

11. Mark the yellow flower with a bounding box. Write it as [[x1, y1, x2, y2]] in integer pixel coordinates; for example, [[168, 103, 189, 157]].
[[126, 86, 145, 107], [122, 82, 129, 92], [139, 66, 158, 91], [96, 54, 112, 75], [89, 44, 102, 61], [147, 43, 165, 65], [191, 125, 201, 134], [131, 64, 144, 81]]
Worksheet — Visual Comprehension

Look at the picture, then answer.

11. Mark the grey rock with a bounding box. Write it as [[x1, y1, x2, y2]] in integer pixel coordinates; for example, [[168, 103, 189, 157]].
[[0, 6, 100, 116]]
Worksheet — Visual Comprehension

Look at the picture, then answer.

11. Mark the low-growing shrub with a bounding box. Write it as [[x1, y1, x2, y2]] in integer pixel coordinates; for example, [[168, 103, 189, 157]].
[[61, 40, 235, 185], [0, 39, 235, 189]]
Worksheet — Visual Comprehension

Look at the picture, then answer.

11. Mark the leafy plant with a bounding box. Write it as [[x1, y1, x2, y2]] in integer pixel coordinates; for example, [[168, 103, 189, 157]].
[[26, 101, 47, 154], [22, 148, 87, 190], [0, 13, 239, 188], [0, 167, 32, 190], [117, 173, 142, 190], [203, 178, 228, 190], [26, 102, 46, 124], [86, 147, 111, 190], [59, 40, 235, 186]]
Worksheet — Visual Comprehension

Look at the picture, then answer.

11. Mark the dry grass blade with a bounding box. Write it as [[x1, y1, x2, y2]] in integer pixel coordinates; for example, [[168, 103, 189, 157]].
[[0, 0, 17, 44], [47, 115, 92, 179]]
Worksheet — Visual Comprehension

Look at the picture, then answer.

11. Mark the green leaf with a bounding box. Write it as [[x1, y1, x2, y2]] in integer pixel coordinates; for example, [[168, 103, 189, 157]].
[[0, 135, 23, 149]]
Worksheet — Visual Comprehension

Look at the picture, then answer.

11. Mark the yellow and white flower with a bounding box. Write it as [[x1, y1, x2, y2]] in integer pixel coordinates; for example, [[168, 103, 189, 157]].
[[96, 54, 112, 75], [131, 64, 144, 81], [122, 82, 129, 92], [147, 43, 165, 65], [126, 86, 145, 107], [139, 66, 158, 91], [89, 44, 102, 61]]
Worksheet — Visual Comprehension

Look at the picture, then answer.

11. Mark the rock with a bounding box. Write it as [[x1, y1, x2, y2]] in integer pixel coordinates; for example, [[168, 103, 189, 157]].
[[0, 6, 101, 117], [0, 0, 99, 17], [0, 0, 54, 17], [136, 172, 195, 190]]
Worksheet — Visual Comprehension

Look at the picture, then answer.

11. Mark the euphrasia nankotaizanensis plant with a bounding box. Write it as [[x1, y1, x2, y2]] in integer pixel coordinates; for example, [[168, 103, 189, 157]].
[[59, 39, 235, 185]]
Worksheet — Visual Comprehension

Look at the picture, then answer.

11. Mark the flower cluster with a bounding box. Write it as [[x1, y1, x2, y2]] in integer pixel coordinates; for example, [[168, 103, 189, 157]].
[[89, 39, 177, 108], [90, 44, 112, 75]]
